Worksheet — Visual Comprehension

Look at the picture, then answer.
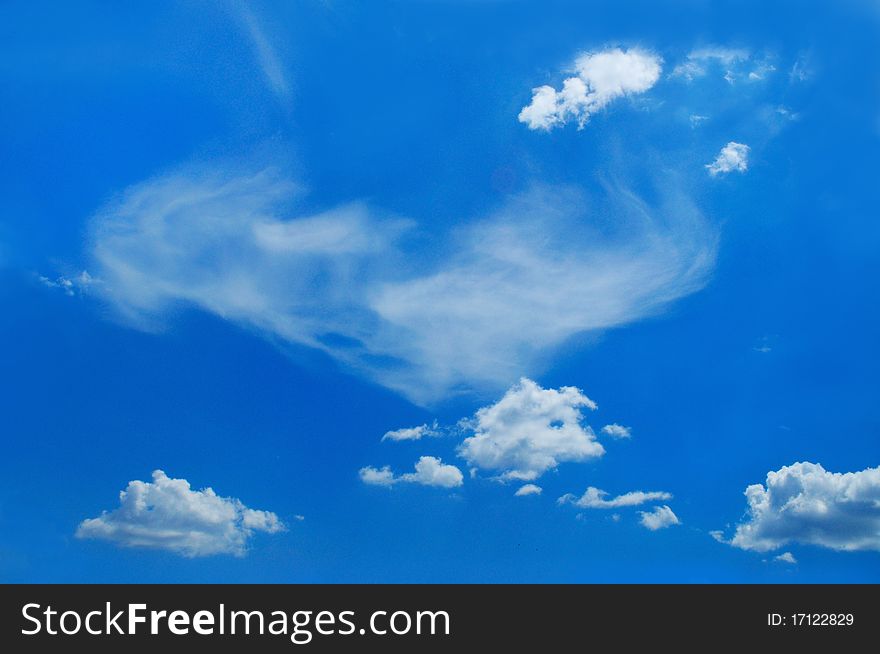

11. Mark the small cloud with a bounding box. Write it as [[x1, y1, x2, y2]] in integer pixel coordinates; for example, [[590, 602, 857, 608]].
[[601, 423, 632, 439], [515, 483, 542, 497], [639, 505, 681, 530], [457, 378, 602, 481], [293, 514, 305, 521], [774, 551, 797, 564], [611, 513, 621, 522], [233, 2, 290, 102], [519, 47, 662, 130], [689, 114, 709, 128], [706, 142, 750, 176], [776, 105, 799, 121], [381, 421, 440, 442], [38, 270, 95, 296], [76, 470, 285, 557], [747, 61, 776, 81], [753, 335, 776, 353], [670, 46, 750, 82], [359, 465, 396, 487], [709, 529, 729, 544], [559, 486, 672, 509], [360, 456, 464, 489], [790, 55, 812, 83]]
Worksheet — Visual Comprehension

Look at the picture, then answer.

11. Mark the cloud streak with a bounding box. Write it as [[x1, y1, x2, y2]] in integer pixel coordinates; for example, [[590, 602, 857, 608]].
[[233, 2, 290, 102], [87, 160, 716, 404], [558, 486, 672, 509]]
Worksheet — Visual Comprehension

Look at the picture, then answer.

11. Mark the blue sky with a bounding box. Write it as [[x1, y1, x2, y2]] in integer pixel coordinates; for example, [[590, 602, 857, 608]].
[[2, 0, 880, 582]]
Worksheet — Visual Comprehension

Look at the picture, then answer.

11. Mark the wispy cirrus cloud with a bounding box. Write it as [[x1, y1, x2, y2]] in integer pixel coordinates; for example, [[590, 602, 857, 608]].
[[231, 1, 290, 102], [86, 159, 716, 404], [670, 46, 750, 82]]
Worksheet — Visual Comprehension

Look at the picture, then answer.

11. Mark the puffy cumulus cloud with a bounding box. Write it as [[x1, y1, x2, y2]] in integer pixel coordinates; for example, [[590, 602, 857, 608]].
[[457, 378, 603, 481], [639, 505, 680, 530], [515, 484, 542, 497], [518, 47, 662, 130], [726, 462, 880, 553], [76, 470, 284, 557], [670, 47, 750, 82], [601, 423, 631, 439], [89, 162, 715, 404], [382, 421, 439, 442], [706, 142, 750, 176], [558, 486, 672, 509], [360, 456, 463, 489], [359, 465, 396, 486], [775, 551, 797, 564]]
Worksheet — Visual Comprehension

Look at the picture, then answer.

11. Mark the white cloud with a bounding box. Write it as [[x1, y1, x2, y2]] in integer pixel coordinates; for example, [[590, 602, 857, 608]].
[[75, 470, 284, 557], [457, 378, 603, 481], [706, 142, 750, 176], [671, 47, 750, 81], [382, 421, 439, 442], [39, 270, 94, 296], [689, 114, 709, 128], [559, 486, 672, 509], [790, 55, 812, 83], [518, 47, 662, 130], [747, 61, 776, 81], [360, 456, 463, 489], [727, 462, 880, 553], [601, 423, 631, 439], [775, 551, 797, 564], [88, 163, 716, 404], [639, 505, 680, 530], [359, 465, 396, 486], [233, 3, 289, 101], [515, 484, 542, 497]]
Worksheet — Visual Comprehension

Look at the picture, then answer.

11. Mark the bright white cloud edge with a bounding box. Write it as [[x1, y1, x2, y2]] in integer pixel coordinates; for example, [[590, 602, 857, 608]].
[[639, 505, 680, 530], [360, 456, 463, 489], [76, 470, 285, 557], [519, 47, 662, 131], [724, 462, 880, 553], [559, 486, 672, 509]]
